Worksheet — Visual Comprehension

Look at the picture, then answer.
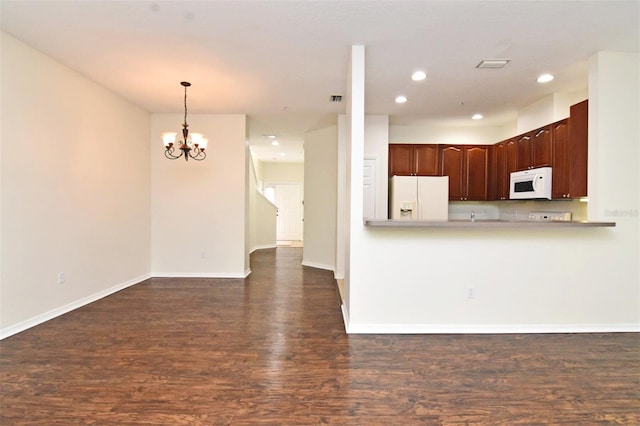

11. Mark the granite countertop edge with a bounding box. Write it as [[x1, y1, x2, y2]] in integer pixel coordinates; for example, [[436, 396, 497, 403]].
[[364, 219, 616, 228]]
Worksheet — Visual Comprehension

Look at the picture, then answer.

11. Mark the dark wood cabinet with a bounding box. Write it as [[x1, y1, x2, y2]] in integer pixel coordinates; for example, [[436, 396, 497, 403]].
[[465, 146, 491, 200], [550, 101, 587, 199], [491, 137, 518, 200], [531, 126, 553, 167], [414, 144, 440, 175], [441, 145, 490, 201], [440, 145, 464, 199], [516, 133, 532, 170], [517, 125, 552, 170], [388, 144, 440, 176], [388, 144, 414, 176], [551, 119, 570, 199], [387, 101, 588, 203], [506, 138, 518, 180], [568, 100, 588, 198]]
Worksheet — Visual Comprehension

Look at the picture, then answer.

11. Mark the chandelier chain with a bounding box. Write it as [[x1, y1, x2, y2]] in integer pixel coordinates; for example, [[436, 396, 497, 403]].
[[183, 84, 188, 126]]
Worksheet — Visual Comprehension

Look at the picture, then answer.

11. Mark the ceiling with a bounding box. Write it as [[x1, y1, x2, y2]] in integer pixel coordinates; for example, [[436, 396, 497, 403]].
[[1, 1, 638, 163]]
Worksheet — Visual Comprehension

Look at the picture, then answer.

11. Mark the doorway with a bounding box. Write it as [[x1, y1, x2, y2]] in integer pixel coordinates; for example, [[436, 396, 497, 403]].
[[265, 183, 303, 242]]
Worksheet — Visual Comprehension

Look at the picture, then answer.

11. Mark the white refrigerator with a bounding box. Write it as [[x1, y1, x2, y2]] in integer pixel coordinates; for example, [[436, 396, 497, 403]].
[[389, 176, 449, 220]]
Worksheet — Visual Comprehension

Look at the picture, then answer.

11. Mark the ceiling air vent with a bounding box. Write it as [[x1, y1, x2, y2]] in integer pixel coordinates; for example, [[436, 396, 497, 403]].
[[330, 94, 343, 103], [476, 59, 510, 69]]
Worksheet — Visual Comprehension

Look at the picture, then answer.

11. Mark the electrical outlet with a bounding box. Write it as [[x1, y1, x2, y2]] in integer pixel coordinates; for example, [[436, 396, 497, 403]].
[[57, 273, 65, 285], [200, 251, 207, 259], [467, 287, 475, 299]]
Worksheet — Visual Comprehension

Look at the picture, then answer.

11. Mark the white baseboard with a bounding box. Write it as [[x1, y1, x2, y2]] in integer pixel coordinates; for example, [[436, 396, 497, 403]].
[[0, 273, 151, 340], [151, 272, 248, 278], [344, 322, 640, 334], [250, 244, 277, 253], [334, 272, 344, 280], [341, 304, 350, 333], [301, 260, 335, 272]]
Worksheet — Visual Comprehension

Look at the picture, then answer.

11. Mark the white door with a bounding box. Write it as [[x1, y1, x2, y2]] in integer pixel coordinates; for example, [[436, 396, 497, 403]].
[[363, 157, 377, 219], [272, 184, 303, 241]]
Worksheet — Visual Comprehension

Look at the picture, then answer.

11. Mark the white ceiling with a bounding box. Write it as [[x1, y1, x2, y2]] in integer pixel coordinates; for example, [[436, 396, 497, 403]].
[[1, 1, 638, 163]]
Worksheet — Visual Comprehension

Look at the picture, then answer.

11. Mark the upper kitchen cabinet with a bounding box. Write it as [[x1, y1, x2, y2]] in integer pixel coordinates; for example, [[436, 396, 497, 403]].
[[491, 137, 518, 200], [551, 119, 570, 198], [388, 144, 414, 176], [531, 126, 553, 167], [389, 144, 440, 176], [568, 99, 588, 198], [551, 101, 588, 199], [441, 145, 490, 201], [441, 145, 464, 199], [516, 125, 553, 170]]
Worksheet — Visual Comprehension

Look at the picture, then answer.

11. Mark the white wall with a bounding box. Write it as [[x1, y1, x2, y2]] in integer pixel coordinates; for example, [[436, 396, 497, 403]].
[[342, 45, 366, 325], [390, 123, 511, 145], [302, 126, 338, 271], [335, 115, 348, 280], [517, 90, 588, 134], [151, 113, 248, 277], [345, 48, 639, 333], [0, 32, 151, 337], [261, 162, 304, 185]]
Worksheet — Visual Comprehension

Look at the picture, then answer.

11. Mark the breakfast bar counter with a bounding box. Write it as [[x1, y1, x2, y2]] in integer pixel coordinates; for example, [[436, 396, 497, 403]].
[[364, 219, 616, 228]]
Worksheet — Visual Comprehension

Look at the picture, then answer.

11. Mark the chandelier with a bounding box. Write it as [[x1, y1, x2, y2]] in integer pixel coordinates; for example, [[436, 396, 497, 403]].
[[162, 81, 207, 161]]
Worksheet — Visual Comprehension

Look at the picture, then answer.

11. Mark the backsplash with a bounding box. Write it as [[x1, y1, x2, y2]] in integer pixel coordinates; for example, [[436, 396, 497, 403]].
[[449, 200, 587, 221], [497, 199, 587, 221]]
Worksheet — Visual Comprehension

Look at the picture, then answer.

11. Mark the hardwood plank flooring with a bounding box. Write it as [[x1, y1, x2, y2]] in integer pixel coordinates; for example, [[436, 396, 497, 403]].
[[1, 248, 638, 425]]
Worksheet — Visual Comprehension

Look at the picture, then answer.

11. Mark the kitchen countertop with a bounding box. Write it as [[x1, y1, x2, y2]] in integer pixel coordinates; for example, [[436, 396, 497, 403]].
[[364, 219, 616, 228]]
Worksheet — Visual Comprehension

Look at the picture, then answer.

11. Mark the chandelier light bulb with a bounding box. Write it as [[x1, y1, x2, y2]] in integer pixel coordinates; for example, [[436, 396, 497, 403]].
[[162, 132, 177, 147]]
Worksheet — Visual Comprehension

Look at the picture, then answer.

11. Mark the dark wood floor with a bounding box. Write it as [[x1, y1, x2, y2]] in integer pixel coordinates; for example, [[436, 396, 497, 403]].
[[1, 248, 638, 425]]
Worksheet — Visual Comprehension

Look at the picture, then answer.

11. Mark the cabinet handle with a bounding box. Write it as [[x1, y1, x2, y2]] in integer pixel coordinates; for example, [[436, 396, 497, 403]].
[[535, 129, 546, 137]]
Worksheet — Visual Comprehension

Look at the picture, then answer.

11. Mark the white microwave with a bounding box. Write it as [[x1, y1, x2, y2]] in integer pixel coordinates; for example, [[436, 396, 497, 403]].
[[510, 167, 552, 200]]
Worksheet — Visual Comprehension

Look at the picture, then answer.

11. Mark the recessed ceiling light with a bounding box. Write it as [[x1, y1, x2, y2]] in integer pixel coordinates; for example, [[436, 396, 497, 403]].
[[264, 134, 276, 139], [537, 73, 554, 83], [411, 71, 427, 81], [271, 140, 279, 146], [395, 95, 408, 104], [472, 114, 483, 120], [476, 59, 510, 69]]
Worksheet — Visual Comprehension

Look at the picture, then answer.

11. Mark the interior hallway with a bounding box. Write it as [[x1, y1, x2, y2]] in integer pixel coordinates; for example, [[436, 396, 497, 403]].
[[1, 248, 638, 424]]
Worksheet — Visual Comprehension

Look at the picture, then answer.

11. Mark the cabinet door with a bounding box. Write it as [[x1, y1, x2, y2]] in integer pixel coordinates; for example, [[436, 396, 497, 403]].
[[532, 125, 552, 167], [493, 141, 507, 200], [516, 133, 533, 170], [414, 144, 440, 176], [569, 100, 588, 198], [551, 120, 570, 198], [505, 137, 518, 177], [465, 145, 490, 201], [516, 132, 533, 170], [389, 144, 414, 176], [440, 145, 464, 200]]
